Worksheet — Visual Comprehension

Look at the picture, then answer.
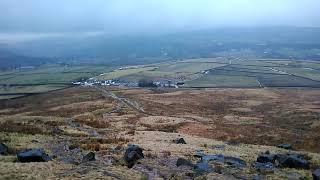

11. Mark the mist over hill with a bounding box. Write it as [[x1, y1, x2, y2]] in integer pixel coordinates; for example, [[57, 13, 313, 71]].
[[1, 27, 318, 67], [0, 48, 51, 69]]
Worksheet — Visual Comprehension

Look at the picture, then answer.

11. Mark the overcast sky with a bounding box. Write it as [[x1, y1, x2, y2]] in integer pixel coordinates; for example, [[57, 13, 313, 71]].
[[0, 0, 319, 34]]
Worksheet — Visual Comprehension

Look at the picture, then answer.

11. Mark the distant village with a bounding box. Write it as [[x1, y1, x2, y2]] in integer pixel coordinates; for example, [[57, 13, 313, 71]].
[[71, 66, 212, 88], [72, 78, 185, 88]]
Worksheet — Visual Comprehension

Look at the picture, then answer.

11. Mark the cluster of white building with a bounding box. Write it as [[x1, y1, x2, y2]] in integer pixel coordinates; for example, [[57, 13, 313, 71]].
[[72, 78, 185, 88], [72, 79, 120, 87]]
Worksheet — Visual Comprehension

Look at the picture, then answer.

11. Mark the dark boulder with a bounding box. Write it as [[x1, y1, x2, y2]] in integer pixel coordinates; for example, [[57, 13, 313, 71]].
[[175, 138, 186, 144], [257, 154, 276, 163], [82, 152, 95, 162], [176, 158, 194, 168], [0, 143, 9, 155], [275, 154, 310, 169], [253, 162, 275, 174], [277, 144, 292, 150], [313, 169, 320, 180], [195, 152, 246, 168], [17, 149, 51, 162], [124, 144, 144, 168], [224, 156, 247, 168]]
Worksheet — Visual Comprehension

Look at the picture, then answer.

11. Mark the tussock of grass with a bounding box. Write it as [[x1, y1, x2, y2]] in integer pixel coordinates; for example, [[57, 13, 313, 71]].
[[0, 121, 49, 135], [73, 113, 111, 128], [143, 123, 185, 133]]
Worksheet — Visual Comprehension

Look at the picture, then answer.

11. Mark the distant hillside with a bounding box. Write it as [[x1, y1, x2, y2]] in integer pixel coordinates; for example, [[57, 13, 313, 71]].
[[7, 27, 320, 65], [0, 48, 50, 69]]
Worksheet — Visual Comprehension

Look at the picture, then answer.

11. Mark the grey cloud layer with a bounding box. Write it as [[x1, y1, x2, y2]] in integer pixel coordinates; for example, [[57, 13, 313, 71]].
[[0, 0, 319, 33]]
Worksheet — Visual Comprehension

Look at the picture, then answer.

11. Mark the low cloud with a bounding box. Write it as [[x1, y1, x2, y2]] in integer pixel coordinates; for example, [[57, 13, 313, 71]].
[[0, 0, 319, 35]]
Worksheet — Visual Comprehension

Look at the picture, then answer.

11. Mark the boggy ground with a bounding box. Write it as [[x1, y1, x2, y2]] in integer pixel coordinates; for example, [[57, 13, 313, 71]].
[[119, 87, 320, 153], [0, 87, 319, 179]]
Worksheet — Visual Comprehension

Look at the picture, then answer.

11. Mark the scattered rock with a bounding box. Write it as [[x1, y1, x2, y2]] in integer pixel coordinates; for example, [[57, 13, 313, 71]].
[[285, 172, 305, 180], [114, 145, 123, 151], [257, 154, 276, 163], [211, 144, 226, 150], [124, 144, 144, 168], [0, 143, 9, 155], [194, 151, 247, 170], [52, 127, 64, 135], [17, 149, 51, 162], [176, 158, 194, 168], [277, 144, 292, 150], [253, 162, 275, 174], [224, 156, 247, 168], [82, 152, 95, 162], [313, 169, 320, 180], [226, 140, 240, 146], [253, 175, 266, 180], [174, 138, 186, 144], [275, 153, 310, 169], [257, 152, 310, 170], [265, 150, 270, 154], [194, 150, 206, 158], [194, 162, 214, 174], [202, 154, 225, 164]]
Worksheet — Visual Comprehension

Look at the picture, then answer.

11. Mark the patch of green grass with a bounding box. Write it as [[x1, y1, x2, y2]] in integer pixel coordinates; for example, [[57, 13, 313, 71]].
[[0, 72, 96, 84], [95, 66, 156, 80], [0, 64, 113, 85], [185, 74, 259, 87], [0, 85, 67, 94], [276, 67, 320, 81], [156, 62, 226, 73], [257, 74, 320, 87]]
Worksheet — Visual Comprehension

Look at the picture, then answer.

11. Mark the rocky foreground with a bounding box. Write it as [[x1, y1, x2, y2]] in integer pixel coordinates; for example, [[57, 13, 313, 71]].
[[1, 131, 320, 179]]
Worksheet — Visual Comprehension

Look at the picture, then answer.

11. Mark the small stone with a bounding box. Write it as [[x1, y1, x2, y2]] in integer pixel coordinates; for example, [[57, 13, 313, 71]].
[[253, 162, 275, 174], [211, 145, 226, 150], [175, 138, 186, 144], [313, 169, 320, 180], [0, 143, 9, 155], [253, 175, 266, 180], [202, 154, 225, 163], [265, 150, 270, 155], [277, 144, 292, 150], [224, 156, 247, 168], [194, 150, 206, 158], [176, 158, 194, 168], [286, 172, 304, 180], [82, 152, 95, 162]]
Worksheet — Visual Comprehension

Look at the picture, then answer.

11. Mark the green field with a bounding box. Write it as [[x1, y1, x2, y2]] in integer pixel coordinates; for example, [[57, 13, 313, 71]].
[[0, 64, 112, 85], [185, 75, 259, 87], [0, 64, 113, 98], [0, 85, 67, 94], [95, 66, 157, 80], [95, 60, 228, 82], [0, 58, 320, 99]]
